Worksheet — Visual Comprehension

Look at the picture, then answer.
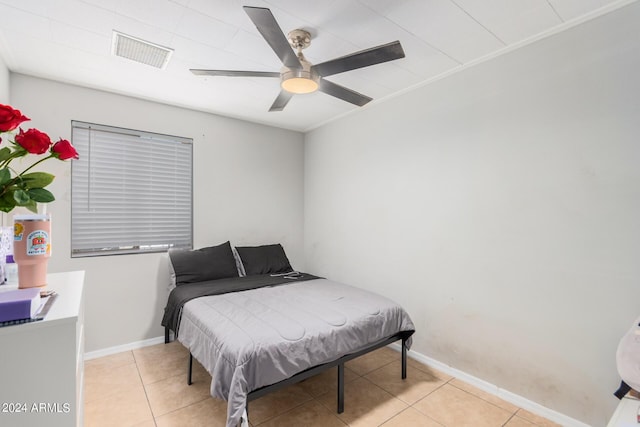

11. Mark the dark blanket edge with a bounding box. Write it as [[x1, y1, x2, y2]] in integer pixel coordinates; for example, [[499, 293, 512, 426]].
[[161, 273, 320, 336]]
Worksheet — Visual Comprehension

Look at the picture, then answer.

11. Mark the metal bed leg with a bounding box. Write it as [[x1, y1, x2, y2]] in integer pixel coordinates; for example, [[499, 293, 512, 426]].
[[337, 363, 345, 413], [188, 353, 193, 385], [165, 326, 170, 344], [401, 338, 407, 379]]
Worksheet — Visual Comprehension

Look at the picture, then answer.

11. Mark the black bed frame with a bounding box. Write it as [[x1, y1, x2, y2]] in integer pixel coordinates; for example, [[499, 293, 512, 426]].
[[166, 326, 413, 423]]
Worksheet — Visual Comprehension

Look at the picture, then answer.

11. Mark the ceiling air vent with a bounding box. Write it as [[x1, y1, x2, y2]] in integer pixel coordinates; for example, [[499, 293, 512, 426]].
[[111, 31, 173, 69]]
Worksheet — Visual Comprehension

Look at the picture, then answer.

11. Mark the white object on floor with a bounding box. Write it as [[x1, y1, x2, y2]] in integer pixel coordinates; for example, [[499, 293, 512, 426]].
[[607, 396, 640, 427], [617, 315, 640, 392]]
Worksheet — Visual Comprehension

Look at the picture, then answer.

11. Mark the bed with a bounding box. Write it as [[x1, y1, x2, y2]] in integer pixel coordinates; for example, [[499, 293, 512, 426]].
[[161, 242, 415, 427]]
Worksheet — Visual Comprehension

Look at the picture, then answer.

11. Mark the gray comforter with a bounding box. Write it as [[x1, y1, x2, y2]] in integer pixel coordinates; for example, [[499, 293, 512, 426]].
[[177, 278, 415, 427]]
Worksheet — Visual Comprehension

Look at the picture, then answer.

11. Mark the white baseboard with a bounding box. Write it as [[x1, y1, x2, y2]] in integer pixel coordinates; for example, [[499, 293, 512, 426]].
[[389, 343, 591, 427], [84, 335, 167, 360]]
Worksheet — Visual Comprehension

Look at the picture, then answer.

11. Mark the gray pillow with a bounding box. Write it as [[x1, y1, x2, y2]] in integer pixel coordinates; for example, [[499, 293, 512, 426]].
[[168, 241, 238, 286], [235, 244, 293, 276]]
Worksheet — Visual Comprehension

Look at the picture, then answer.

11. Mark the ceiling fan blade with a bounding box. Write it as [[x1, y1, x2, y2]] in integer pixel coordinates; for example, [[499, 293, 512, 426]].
[[318, 79, 372, 107], [243, 6, 302, 70], [312, 41, 405, 77], [190, 69, 280, 77], [269, 90, 294, 112]]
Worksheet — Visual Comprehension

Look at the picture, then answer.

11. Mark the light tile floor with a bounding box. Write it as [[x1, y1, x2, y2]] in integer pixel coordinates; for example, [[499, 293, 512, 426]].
[[84, 342, 561, 427]]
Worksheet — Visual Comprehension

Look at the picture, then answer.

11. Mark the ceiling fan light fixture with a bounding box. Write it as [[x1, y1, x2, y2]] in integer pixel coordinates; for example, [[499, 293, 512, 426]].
[[280, 57, 319, 94], [281, 74, 318, 94]]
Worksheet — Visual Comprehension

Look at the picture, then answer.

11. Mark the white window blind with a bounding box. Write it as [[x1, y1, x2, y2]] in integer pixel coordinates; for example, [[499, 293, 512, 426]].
[[71, 121, 192, 257]]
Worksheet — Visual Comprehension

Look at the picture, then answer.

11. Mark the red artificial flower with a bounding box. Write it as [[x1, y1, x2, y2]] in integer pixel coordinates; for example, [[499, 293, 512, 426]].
[[0, 104, 30, 132], [51, 138, 79, 160], [14, 128, 52, 154]]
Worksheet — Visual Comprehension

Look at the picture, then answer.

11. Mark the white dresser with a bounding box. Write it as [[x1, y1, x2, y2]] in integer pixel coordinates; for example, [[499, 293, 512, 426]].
[[607, 395, 640, 427], [0, 271, 85, 427], [607, 397, 640, 427]]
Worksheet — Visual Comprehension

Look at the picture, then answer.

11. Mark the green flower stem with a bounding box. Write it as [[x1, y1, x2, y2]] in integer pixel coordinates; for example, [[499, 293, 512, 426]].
[[0, 150, 26, 169], [15, 154, 55, 176], [0, 154, 55, 197]]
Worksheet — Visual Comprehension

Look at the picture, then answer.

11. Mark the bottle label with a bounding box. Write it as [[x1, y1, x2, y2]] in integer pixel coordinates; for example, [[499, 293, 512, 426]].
[[27, 230, 49, 256]]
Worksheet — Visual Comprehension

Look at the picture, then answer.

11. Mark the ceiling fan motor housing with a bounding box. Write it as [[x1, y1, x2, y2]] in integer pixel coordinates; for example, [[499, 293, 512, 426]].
[[281, 56, 319, 94], [287, 29, 311, 50]]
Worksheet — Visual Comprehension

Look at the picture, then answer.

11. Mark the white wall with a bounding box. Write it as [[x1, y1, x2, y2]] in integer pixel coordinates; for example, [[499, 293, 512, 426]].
[[10, 74, 305, 352], [0, 50, 9, 102], [304, 3, 640, 426]]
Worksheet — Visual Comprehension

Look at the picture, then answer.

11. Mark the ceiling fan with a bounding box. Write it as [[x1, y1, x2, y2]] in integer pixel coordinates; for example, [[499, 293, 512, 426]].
[[190, 6, 406, 112]]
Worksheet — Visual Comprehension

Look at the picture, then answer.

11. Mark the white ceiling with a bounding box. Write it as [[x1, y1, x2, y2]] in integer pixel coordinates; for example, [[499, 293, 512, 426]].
[[0, 0, 632, 132]]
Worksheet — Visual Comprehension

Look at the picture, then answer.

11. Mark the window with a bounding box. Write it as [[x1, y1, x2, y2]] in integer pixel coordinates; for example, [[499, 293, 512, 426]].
[[71, 121, 192, 257]]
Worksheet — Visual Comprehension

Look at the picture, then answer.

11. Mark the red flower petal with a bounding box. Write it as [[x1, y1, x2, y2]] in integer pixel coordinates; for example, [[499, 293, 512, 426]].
[[15, 128, 52, 154], [0, 104, 30, 132], [52, 138, 79, 160]]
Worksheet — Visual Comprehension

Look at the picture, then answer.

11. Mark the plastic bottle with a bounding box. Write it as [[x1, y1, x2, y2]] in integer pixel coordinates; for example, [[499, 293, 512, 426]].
[[5, 255, 18, 286]]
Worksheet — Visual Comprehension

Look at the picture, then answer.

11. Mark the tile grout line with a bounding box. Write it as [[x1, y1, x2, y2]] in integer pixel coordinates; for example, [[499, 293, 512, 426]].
[[346, 366, 449, 426], [251, 394, 314, 426], [327, 373, 409, 426], [408, 376, 451, 426], [361, 374, 408, 424], [348, 354, 442, 425], [501, 413, 518, 426], [131, 349, 158, 426], [446, 380, 522, 416], [410, 378, 525, 427]]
